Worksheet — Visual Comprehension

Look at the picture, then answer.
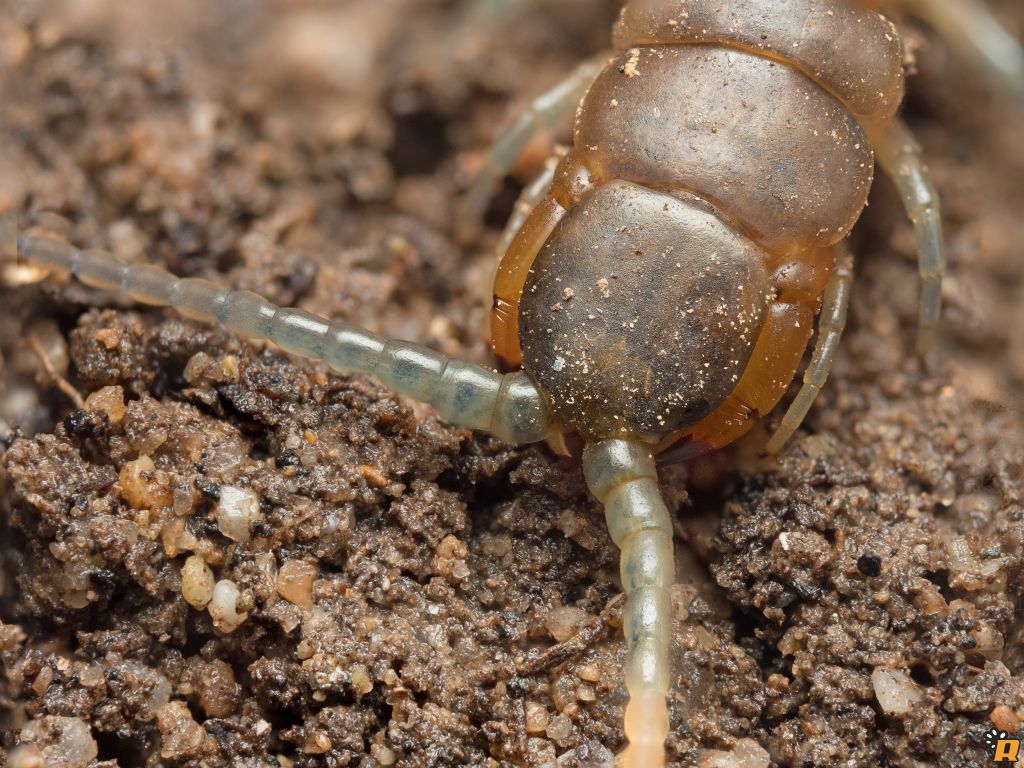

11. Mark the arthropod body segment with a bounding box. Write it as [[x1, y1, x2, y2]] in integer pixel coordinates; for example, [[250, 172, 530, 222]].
[[491, 0, 911, 456], [468, 0, 954, 763]]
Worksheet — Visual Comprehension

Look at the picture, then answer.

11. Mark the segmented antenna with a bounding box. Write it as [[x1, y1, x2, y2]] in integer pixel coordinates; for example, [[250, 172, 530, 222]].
[[12, 228, 555, 446]]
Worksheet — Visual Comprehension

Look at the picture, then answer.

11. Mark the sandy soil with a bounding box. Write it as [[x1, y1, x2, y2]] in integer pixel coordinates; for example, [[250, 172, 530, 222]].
[[0, 1, 1022, 766]]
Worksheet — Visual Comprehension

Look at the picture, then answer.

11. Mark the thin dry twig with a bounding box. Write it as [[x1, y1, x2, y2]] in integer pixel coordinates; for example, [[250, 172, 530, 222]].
[[516, 593, 624, 677], [28, 332, 85, 409]]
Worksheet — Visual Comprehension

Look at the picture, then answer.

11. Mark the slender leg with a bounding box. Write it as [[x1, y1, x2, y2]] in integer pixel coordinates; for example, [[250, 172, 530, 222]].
[[908, 0, 1024, 99], [582, 440, 674, 768], [493, 153, 558, 260], [764, 248, 855, 454], [869, 118, 945, 355], [13, 232, 555, 446], [456, 56, 605, 243]]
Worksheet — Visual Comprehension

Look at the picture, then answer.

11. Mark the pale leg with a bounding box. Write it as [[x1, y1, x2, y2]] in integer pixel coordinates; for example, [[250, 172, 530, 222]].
[[765, 248, 855, 454], [456, 56, 605, 242], [582, 440, 674, 768], [908, 0, 1024, 99], [869, 118, 945, 354]]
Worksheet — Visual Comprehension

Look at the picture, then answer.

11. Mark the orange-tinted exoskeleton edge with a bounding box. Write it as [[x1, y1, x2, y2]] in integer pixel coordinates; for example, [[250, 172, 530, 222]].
[[487, 0, 914, 461], [457, 0, 1021, 763]]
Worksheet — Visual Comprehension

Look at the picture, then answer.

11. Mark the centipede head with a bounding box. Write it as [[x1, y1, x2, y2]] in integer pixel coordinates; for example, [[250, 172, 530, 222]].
[[518, 180, 772, 443]]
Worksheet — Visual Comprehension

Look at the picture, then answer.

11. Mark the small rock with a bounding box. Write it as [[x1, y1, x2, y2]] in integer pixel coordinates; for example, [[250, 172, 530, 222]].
[[698, 738, 770, 768], [544, 606, 587, 642], [84, 385, 126, 423], [276, 559, 317, 611], [216, 485, 261, 543], [181, 555, 215, 609], [545, 713, 572, 744], [525, 701, 549, 734], [156, 700, 206, 759], [162, 519, 198, 557], [371, 743, 397, 766], [119, 455, 173, 510], [576, 663, 601, 682], [17, 716, 98, 768], [209, 579, 248, 632], [872, 668, 924, 715], [991, 703, 1020, 733], [350, 663, 373, 695]]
